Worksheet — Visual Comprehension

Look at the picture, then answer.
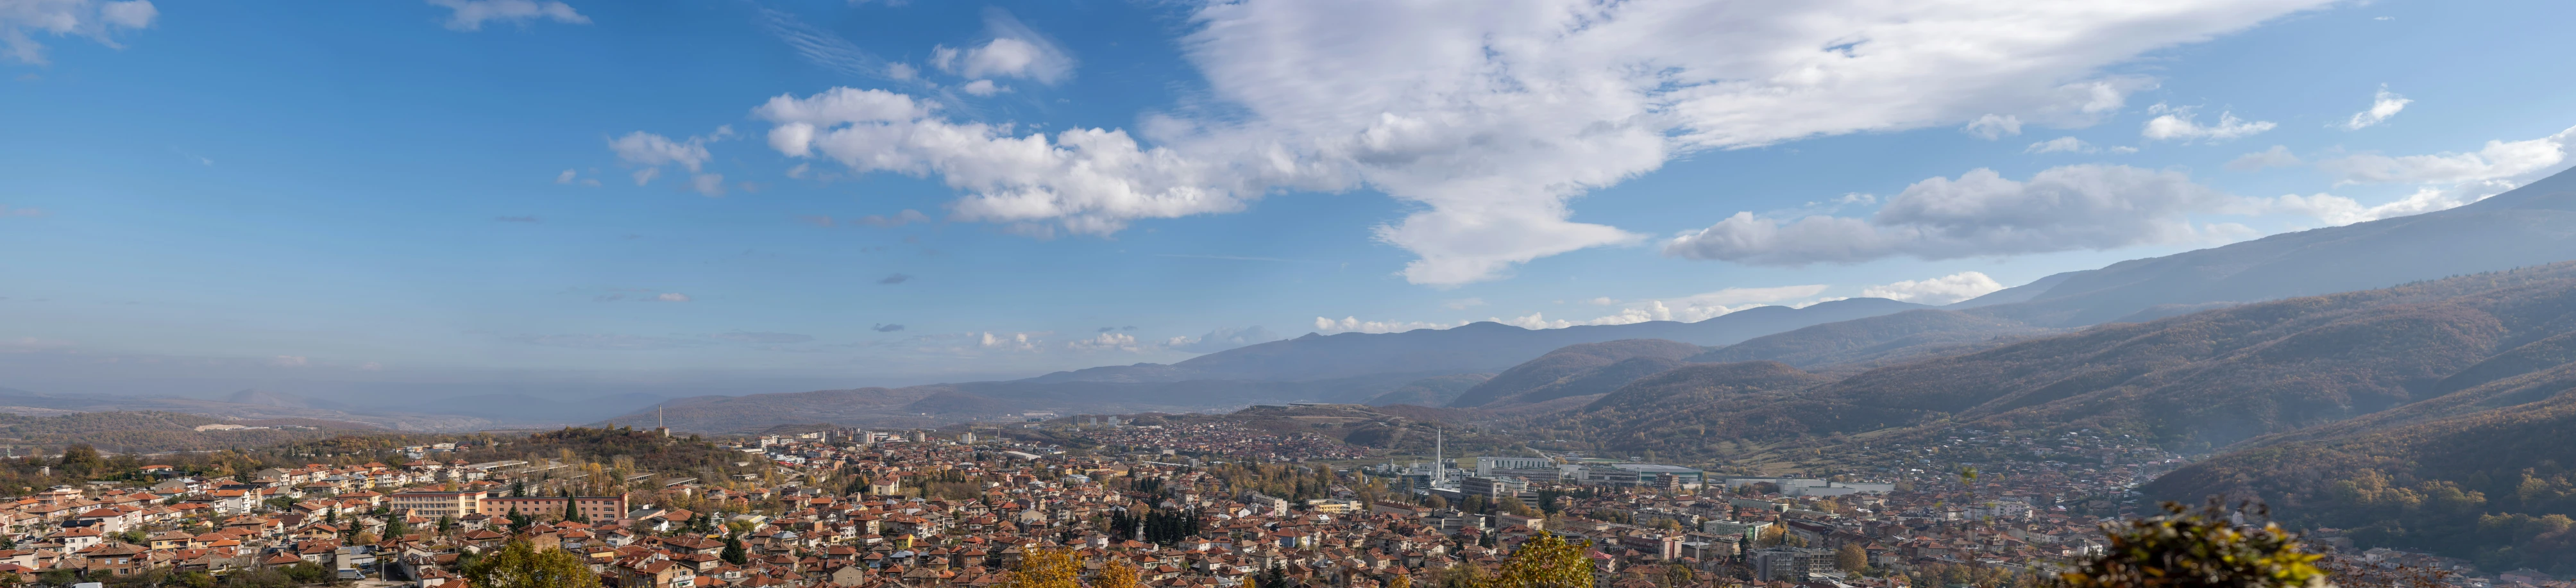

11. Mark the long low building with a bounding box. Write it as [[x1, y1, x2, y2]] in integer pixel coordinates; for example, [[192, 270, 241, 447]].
[[386, 490, 629, 520]]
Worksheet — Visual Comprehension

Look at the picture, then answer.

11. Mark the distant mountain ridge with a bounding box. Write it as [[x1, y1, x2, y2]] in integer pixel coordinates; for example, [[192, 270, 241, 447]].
[[1026, 298, 1928, 384], [1965, 165, 2576, 327], [593, 299, 1934, 432]]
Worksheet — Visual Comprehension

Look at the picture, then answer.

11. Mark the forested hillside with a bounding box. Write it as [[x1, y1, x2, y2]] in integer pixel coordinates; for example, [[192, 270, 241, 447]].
[[1361, 373, 1493, 407], [2144, 388, 2576, 573], [1528, 262, 2576, 459], [1445, 339, 1706, 408], [1690, 309, 2053, 370]]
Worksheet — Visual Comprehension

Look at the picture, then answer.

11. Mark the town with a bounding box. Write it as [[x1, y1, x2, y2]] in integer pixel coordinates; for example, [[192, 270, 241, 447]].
[[3, 417, 2561, 588]]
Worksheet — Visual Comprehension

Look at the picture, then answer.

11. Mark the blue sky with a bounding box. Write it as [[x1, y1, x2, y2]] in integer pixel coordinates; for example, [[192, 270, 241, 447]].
[[4, 0, 2574, 398]]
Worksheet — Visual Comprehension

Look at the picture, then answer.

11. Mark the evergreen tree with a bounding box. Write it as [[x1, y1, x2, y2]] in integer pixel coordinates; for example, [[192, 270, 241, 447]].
[[722, 534, 749, 565]]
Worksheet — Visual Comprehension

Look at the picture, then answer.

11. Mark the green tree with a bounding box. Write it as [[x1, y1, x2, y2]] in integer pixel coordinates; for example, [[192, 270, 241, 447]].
[[2062, 501, 2326, 588], [58, 444, 106, 477], [462, 540, 600, 588], [721, 534, 749, 565], [1493, 532, 1591, 588]]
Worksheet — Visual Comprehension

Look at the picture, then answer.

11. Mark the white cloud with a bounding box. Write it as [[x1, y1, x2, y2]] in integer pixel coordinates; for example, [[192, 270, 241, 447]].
[[1666, 164, 2237, 265], [269, 355, 309, 367], [2319, 126, 2573, 185], [609, 126, 729, 187], [1538, 284, 1833, 327], [1963, 115, 2023, 140], [753, 0, 2334, 285], [2232, 191, 2452, 226], [425, 0, 588, 32], [555, 169, 577, 184], [1443, 298, 1486, 310], [960, 79, 1004, 96], [359, 362, 383, 371], [2141, 105, 2275, 142], [1860, 271, 2005, 304], [0, 205, 44, 217], [1, 0, 156, 65], [2341, 84, 2409, 130], [755, 87, 1271, 238], [2234, 124, 2576, 226], [930, 8, 1074, 85], [2226, 145, 2302, 171], [978, 332, 1038, 351], [1368, 283, 1831, 332], [1167, 326, 1281, 353], [1067, 332, 1143, 353], [654, 292, 691, 302], [1312, 317, 1467, 334], [690, 173, 725, 197], [2025, 137, 2092, 154]]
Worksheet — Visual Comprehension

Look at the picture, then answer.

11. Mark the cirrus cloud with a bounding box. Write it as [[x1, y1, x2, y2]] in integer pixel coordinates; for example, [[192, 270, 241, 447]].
[[1, 0, 156, 65], [426, 0, 588, 32]]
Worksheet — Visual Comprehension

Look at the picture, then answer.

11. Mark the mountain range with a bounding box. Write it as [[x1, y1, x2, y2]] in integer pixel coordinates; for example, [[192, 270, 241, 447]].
[[593, 166, 2576, 433]]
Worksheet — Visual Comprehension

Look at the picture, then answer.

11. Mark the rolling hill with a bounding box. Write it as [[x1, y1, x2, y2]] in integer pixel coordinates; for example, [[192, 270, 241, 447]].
[[1361, 374, 1494, 407], [1444, 339, 1707, 408]]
